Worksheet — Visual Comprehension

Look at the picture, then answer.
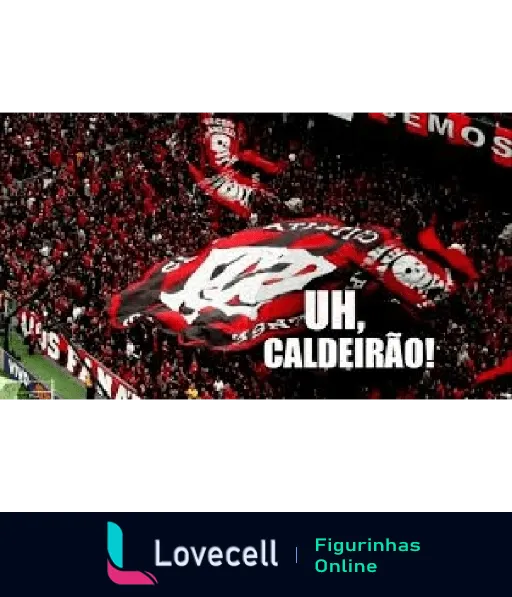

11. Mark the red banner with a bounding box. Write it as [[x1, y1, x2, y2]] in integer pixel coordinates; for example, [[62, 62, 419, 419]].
[[18, 308, 140, 399], [447, 112, 471, 146]]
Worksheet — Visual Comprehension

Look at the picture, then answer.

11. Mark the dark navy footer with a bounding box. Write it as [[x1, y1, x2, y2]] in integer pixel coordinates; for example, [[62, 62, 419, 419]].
[[0, 513, 509, 596]]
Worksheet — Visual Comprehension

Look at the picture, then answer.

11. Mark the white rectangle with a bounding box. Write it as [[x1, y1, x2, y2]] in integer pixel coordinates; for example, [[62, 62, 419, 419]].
[[384, 481, 489, 506]]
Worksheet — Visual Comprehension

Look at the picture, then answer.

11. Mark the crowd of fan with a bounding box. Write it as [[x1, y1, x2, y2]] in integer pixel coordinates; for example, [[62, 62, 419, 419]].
[[0, 113, 510, 398]]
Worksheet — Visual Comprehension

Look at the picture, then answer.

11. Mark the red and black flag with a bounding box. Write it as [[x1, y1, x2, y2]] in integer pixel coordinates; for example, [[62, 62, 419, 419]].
[[109, 218, 476, 351], [195, 114, 287, 218], [188, 163, 261, 220], [199, 113, 240, 171]]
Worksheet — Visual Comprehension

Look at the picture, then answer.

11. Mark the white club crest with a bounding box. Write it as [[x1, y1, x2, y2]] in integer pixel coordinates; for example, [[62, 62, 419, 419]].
[[160, 246, 335, 323]]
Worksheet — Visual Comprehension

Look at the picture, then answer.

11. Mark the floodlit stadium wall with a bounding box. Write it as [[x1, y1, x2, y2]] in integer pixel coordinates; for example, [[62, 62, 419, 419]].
[[0, 347, 57, 399]]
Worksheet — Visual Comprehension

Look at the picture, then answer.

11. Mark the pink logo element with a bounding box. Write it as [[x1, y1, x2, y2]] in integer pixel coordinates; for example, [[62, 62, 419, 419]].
[[107, 560, 158, 586], [107, 522, 158, 586]]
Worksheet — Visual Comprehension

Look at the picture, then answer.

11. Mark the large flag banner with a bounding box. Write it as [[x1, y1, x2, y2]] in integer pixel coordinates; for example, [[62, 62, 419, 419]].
[[199, 114, 286, 174], [196, 114, 287, 217], [109, 218, 477, 351]]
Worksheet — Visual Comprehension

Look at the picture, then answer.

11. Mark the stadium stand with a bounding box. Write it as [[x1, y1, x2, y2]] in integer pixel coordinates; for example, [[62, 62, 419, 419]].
[[0, 113, 510, 398]]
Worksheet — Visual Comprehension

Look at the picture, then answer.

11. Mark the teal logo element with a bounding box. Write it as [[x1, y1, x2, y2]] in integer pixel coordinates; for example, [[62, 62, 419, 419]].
[[107, 522, 158, 585]]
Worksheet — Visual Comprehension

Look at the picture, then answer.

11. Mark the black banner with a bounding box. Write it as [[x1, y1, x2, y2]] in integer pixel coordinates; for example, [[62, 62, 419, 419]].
[[330, 113, 512, 169]]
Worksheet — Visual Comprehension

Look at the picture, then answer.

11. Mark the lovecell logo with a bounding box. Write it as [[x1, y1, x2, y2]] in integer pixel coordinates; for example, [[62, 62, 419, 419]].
[[107, 522, 158, 585], [107, 521, 278, 585]]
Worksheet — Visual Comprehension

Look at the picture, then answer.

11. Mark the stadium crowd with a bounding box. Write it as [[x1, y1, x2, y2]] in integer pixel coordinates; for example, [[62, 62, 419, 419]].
[[0, 113, 510, 398], [467, 112, 512, 127]]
